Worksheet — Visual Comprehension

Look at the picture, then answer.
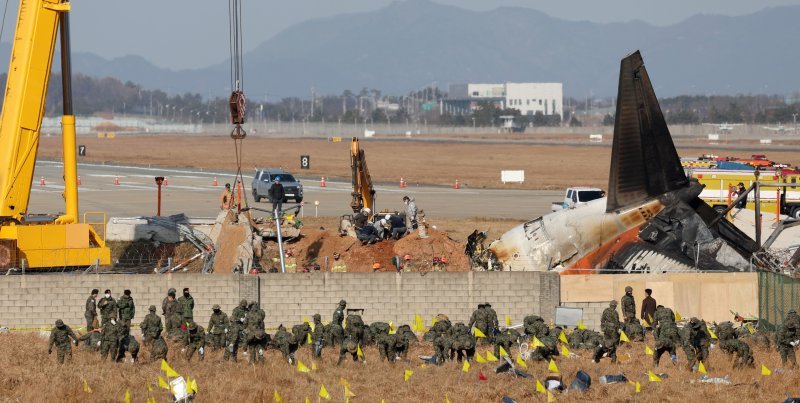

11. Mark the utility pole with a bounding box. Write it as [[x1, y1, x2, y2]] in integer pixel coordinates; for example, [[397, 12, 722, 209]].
[[793, 113, 798, 133]]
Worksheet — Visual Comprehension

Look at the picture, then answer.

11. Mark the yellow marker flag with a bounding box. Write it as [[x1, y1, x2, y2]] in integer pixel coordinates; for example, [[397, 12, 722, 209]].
[[319, 384, 331, 400], [404, 369, 414, 382], [312, 362, 318, 371], [124, 390, 131, 403], [548, 359, 559, 373], [515, 355, 528, 369], [645, 345, 654, 355], [747, 323, 756, 334], [560, 345, 570, 357], [473, 327, 486, 338], [415, 314, 424, 327], [698, 361, 707, 374], [306, 398, 311, 403], [303, 316, 309, 324], [344, 385, 356, 398], [505, 315, 512, 326], [307, 333, 312, 344], [635, 381, 641, 393], [274, 390, 282, 402], [297, 360, 311, 373], [82, 379, 92, 394], [619, 330, 630, 343], [189, 379, 198, 394], [161, 359, 179, 378], [707, 326, 717, 339], [431, 317, 437, 325], [357, 344, 364, 358], [158, 376, 169, 390], [648, 370, 662, 382], [339, 377, 351, 389], [498, 346, 509, 357], [446, 394, 451, 403], [547, 390, 556, 402], [343, 317, 347, 329], [648, 313, 654, 324], [462, 360, 471, 373], [675, 311, 682, 321], [559, 331, 568, 344], [762, 364, 772, 376], [147, 382, 153, 393], [532, 337, 545, 348], [486, 351, 499, 362], [535, 379, 546, 394], [578, 320, 586, 330], [475, 352, 487, 363]]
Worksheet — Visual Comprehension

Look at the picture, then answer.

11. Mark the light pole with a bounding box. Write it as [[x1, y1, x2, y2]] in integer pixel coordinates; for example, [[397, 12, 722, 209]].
[[793, 113, 798, 133]]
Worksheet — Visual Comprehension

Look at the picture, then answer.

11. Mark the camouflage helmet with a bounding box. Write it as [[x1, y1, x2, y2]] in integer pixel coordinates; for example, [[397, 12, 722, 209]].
[[149, 305, 157, 312], [313, 313, 321, 321], [212, 304, 221, 311], [338, 299, 347, 307], [55, 319, 64, 327], [609, 300, 618, 308], [239, 299, 248, 307], [188, 321, 198, 330], [625, 286, 633, 293], [789, 309, 797, 315], [168, 287, 176, 294], [278, 324, 286, 331], [345, 339, 358, 353], [690, 317, 701, 328], [251, 302, 260, 310]]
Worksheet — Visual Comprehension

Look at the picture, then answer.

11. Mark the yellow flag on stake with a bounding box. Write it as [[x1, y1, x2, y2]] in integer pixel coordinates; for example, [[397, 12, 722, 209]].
[[319, 384, 331, 400], [147, 383, 153, 393], [536, 379, 546, 393], [405, 369, 414, 381], [505, 315, 512, 326], [548, 359, 559, 373], [446, 394, 451, 403], [577, 320, 586, 330], [312, 362, 318, 371], [305, 397, 311, 403], [762, 364, 772, 376], [560, 345, 570, 357], [635, 381, 641, 393], [516, 355, 528, 369], [498, 346, 509, 357], [357, 344, 364, 358], [297, 360, 311, 373], [648, 313, 654, 324], [339, 377, 351, 389], [747, 323, 756, 334], [158, 376, 169, 390], [473, 327, 487, 338], [648, 370, 662, 382], [619, 331, 630, 343], [645, 345, 654, 355], [462, 360, 471, 373], [532, 337, 545, 348], [475, 352, 487, 363], [344, 385, 356, 398], [547, 390, 556, 402], [124, 390, 131, 403], [274, 390, 282, 402], [307, 333, 312, 344], [707, 326, 718, 339], [559, 331, 568, 344], [698, 361, 707, 374], [189, 379, 198, 394], [675, 311, 682, 321], [415, 314, 424, 327], [83, 379, 92, 393], [486, 351, 499, 362], [161, 359, 179, 378]]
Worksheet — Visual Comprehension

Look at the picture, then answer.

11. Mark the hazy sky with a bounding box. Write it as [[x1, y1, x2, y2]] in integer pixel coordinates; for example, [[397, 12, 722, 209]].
[[4, 0, 797, 70]]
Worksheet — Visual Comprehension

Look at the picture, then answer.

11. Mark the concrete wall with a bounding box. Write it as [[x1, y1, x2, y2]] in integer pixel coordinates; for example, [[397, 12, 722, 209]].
[[0, 272, 559, 330], [560, 273, 758, 330]]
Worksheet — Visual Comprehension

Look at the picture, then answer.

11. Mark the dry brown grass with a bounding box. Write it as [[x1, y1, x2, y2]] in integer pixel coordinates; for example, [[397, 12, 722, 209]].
[[2, 332, 796, 402]]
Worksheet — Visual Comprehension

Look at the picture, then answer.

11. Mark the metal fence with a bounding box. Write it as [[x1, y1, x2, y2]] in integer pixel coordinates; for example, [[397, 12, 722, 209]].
[[758, 270, 800, 328]]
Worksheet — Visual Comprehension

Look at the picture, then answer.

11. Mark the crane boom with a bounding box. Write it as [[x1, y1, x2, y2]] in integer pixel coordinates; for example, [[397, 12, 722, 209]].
[[349, 137, 375, 217], [0, 0, 109, 269]]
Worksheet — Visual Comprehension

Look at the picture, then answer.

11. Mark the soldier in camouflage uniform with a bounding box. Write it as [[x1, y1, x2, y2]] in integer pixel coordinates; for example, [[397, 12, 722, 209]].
[[716, 321, 754, 368], [247, 326, 269, 364], [494, 328, 521, 359], [207, 304, 230, 349], [368, 321, 391, 344], [184, 321, 206, 362], [775, 320, 798, 368], [681, 317, 710, 371], [273, 324, 299, 364], [467, 304, 488, 342], [311, 314, 326, 359], [569, 328, 603, 350], [328, 300, 347, 347], [97, 289, 117, 327], [523, 315, 549, 340], [116, 326, 140, 363], [620, 286, 644, 341], [377, 332, 409, 363], [344, 313, 367, 345], [449, 332, 477, 362], [99, 315, 123, 361], [652, 305, 675, 339], [292, 322, 312, 347], [424, 314, 452, 342], [150, 332, 169, 363], [78, 329, 103, 352], [531, 327, 559, 361], [140, 305, 163, 346], [593, 301, 621, 363], [231, 299, 249, 351], [117, 289, 136, 328], [484, 303, 499, 342], [653, 321, 681, 367], [48, 319, 79, 364], [786, 309, 800, 329], [246, 302, 266, 331], [337, 335, 365, 365], [396, 324, 417, 346], [162, 289, 182, 338], [84, 289, 99, 332], [224, 314, 242, 362], [432, 332, 452, 365], [178, 288, 195, 323]]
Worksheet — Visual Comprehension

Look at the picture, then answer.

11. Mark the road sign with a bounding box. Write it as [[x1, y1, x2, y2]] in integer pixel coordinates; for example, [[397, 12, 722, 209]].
[[300, 155, 310, 169], [78, 145, 86, 156]]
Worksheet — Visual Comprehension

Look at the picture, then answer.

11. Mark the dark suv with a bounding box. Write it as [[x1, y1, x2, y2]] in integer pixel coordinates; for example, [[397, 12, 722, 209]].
[[251, 168, 304, 203]]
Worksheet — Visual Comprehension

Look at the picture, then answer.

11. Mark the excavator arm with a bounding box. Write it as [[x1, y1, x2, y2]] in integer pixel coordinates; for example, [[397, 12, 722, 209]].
[[349, 137, 375, 217]]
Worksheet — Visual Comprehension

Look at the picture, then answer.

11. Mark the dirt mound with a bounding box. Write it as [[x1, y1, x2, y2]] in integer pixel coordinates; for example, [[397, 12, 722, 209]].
[[276, 227, 468, 272], [212, 223, 248, 273]]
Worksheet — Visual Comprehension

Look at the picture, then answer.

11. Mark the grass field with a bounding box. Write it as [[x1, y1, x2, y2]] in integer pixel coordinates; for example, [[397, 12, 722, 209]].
[[2, 331, 796, 402]]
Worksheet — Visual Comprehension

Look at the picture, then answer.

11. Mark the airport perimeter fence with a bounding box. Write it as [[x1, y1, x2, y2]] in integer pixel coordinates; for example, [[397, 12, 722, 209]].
[[758, 270, 800, 329]]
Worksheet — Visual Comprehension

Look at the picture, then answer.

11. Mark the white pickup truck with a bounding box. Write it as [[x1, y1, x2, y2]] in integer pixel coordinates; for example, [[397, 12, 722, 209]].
[[551, 187, 606, 212]]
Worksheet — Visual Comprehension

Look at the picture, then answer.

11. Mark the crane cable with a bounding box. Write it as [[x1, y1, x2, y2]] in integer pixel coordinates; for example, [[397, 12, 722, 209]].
[[228, 0, 248, 211]]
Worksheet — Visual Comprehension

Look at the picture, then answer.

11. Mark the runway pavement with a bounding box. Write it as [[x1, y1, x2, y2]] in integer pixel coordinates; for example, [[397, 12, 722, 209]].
[[28, 161, 561, 221]]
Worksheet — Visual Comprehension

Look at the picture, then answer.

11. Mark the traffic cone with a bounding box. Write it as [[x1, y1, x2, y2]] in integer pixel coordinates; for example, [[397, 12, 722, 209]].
[[320, 177, 326, 188], [40, 176, 45, 186], [400, 177, 406, 188], [454, 179, 460, 189], [77, 176, 82, 186], [163, 177, 168, 187], [114, 176, 120, 185], [213, 176, 218, 187]]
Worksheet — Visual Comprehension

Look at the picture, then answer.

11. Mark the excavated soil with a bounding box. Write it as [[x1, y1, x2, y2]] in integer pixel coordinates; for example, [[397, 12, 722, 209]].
[[211, 223, 248, 273]]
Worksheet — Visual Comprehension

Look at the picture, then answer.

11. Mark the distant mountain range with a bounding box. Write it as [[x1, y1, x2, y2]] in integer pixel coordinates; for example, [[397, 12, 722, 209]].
[[2, 0, 799, 98]]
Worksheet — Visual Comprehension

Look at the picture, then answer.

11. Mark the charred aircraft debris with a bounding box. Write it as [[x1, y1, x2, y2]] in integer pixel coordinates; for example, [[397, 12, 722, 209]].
[[468, 51, 771, 274]]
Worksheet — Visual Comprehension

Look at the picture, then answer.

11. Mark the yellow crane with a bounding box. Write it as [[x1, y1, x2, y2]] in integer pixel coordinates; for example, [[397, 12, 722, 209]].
[[349, 137, 375, 216], [0, 0, 109, 269]]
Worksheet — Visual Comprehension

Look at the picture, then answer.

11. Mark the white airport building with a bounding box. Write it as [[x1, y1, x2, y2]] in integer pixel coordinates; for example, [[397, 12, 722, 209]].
[[445, 82, 563, 120]]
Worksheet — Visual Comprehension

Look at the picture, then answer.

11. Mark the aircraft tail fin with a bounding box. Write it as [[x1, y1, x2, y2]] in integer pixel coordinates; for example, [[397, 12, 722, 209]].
[[606, 51, 688, 213]]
